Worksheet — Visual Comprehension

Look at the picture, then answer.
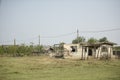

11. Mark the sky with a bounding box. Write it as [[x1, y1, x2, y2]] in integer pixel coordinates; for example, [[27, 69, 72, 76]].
[[0, 0, 120, 45]]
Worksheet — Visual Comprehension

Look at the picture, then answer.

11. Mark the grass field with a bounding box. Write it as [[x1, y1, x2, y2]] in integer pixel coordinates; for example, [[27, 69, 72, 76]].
[[0, 56, 120, 80]]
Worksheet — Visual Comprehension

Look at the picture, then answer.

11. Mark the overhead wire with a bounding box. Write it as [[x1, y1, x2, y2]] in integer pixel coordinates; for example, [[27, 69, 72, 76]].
[[79, 28, 120, 33], [0, 40, 13, 43], [40, 32, 76, 38], [0, 27, 120, 44]]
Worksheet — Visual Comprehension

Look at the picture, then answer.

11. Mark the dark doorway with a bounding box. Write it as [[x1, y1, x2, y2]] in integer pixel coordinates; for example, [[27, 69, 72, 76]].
[[88, 49, 92, 56]]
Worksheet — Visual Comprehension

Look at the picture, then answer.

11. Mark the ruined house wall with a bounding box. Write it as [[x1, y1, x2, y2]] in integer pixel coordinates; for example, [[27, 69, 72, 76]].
[[64, 43, 115, 59], [64, 44, 83, 59]]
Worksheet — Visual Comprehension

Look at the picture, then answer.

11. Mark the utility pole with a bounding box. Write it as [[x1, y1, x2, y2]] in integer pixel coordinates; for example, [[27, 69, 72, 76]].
[[14, 38, 16, 56], [77, 29, 79, 43], [14, 38, 16, 46], [39, 35, 40, 46], [38, 35, 40, 53]]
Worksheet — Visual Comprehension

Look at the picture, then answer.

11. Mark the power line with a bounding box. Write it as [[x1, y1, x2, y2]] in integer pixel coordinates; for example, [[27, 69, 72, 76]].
[[0, 32, 75, 44], [0, 27, 120, 44], [40, 32, 76, 38], [79, 28, 120, 33], [41, 28, 120, 38], [0, 40, 13, 43]]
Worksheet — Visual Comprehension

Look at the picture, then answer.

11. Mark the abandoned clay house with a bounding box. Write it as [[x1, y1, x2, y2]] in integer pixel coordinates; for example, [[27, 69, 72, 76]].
[[63, 42, 117, 59]]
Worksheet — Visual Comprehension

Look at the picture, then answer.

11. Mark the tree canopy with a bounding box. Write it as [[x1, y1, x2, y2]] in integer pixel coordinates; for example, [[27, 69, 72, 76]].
[[99, 37, 109, 42], [87, 37, 98, 44], [72, 36, 109, 44], [72, 36, 85, 44]]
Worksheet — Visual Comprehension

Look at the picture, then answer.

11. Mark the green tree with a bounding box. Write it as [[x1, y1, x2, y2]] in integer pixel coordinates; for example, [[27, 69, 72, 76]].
[[99, 37, 108, 42], [34, 45, 44, 53], [72, 36, 85, 44], [17, 44, 26, 53], [0, 46, 4, 55], [7, 46, 15, 56], [88, 37, 98, 44], [16, 44, 27, 56]]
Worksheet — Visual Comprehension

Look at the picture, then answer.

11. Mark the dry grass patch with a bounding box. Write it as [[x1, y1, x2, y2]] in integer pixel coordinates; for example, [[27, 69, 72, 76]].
[[0, 56, 120, 80]]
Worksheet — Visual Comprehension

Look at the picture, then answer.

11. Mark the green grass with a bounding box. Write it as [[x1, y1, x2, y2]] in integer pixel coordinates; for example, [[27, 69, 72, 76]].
[[0, 56, 120, 80]]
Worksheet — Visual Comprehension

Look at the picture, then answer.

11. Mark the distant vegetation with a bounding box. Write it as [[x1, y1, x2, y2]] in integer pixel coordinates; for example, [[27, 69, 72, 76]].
[[0, 44, 44, 57], [72, 36, 86, 44], [72, 36, 109, 44]]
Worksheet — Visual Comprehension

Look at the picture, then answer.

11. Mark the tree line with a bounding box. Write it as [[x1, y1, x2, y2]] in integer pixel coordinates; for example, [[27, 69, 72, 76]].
[[0, 44, 44, 57], [72, 37, 109, 44]]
